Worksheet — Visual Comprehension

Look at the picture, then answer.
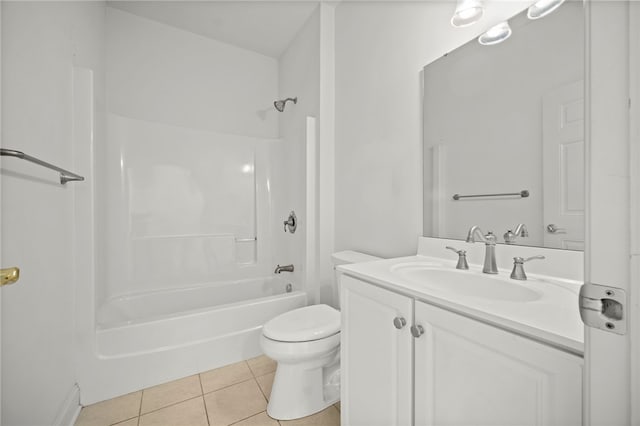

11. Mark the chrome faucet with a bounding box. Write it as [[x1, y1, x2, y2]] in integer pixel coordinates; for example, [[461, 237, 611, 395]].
[[510, 256, 545, 280], [274, 264, 294, 274], [466, 226, 498, 274], [504, 223, 529, 244], [445, 246, 469, 270]]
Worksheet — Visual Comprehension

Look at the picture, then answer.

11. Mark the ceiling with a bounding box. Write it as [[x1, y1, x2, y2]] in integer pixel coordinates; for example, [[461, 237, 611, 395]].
[[107, 1, 320, 58]]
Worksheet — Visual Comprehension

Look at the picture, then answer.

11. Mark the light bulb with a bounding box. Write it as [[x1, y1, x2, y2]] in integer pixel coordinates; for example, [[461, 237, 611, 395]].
[[478, 21, 512, 46], [451, 0, 484, 27], [527, 0, 565, 19]]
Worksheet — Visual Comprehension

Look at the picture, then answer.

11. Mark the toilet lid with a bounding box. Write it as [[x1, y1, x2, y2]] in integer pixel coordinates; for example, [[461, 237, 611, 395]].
[[263, 304, 340, 342]]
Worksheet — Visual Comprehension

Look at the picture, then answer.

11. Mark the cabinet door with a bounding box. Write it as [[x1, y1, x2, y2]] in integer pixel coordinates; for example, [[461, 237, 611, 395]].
[[340, 276, 413, 426], [414, 301, 583, 426]]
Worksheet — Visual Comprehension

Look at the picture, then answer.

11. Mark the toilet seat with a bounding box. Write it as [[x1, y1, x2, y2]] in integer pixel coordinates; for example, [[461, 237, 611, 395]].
[[263, 304, 340, 342]]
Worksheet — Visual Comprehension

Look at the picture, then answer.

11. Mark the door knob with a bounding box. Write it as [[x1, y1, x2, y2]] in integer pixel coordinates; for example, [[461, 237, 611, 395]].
[[1, 267, 20, 287], [546, 224, 566, 234], [410, 325, 424, 338], [393, 317, 407, 329]]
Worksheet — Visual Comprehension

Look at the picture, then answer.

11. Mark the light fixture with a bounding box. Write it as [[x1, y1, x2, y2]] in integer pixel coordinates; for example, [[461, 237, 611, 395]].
[[478, 21, 512, 45], [451, 0, 484, 28], [527, 0, 565, 20]]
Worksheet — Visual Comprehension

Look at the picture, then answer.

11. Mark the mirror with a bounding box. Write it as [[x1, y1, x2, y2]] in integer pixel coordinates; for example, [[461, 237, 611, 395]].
[[423, 1, 584, 250]]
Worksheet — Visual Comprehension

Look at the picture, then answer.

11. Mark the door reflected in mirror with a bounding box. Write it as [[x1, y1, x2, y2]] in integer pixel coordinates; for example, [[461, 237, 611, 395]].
[[422, 1, 584, 250]]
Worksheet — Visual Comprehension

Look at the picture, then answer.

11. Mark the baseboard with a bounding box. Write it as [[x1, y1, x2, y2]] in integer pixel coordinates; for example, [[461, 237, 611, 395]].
[[53, 384, 81, 426]]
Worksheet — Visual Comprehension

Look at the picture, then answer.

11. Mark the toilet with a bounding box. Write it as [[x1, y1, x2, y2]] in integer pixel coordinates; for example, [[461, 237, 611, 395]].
[[260, 251, 381, 420]]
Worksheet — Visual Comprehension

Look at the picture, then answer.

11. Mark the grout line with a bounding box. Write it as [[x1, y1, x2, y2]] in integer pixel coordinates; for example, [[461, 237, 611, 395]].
[[201, 396, 211, 426], [202, 377, 256, 397], [245, 360, 257, 378], [198, 374, 211, 426], [246, 356, 276, 378], [254, 376, 270, 403], [138, 390, 144, 418], [107, 415, 139, 426], [227, 409, 271, 426], [137, 394, 205, 418]]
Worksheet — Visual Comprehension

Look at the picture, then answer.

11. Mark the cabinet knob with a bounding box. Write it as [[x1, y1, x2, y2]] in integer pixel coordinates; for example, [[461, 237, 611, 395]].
[[393, 317, 407, 329], [410, 325, 424, 338]]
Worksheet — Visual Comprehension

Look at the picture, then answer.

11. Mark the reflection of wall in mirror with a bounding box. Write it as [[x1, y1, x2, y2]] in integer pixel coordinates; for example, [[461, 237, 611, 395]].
[[423, 1, 583, 248]]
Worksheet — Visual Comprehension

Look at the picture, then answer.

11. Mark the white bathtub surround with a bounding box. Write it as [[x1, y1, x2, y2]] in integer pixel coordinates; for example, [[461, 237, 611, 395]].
[[74, 77, 307, 405]]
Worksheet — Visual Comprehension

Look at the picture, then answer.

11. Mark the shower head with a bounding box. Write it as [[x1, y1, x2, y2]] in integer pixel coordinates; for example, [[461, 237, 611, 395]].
[[274, 97, 297, 112]]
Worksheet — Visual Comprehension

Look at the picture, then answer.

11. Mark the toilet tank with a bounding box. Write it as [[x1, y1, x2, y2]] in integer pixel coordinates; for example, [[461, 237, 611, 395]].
[[331, 251, 381, 308], [331, 250, 381, 267]]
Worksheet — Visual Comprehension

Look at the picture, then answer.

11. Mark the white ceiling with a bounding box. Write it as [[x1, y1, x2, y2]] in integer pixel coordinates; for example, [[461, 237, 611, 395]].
[[107, 1, 320, 58]]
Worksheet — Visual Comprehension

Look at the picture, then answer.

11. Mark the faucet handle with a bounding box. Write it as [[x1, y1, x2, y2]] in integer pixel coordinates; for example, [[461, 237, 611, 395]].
[[283, 211, 297, 233], [516, 255, 546, 263], [445, 246, 469, 270], [504, 224, 529, 244], [484, 231, 497, 244], [445, 246, 464, 254], [510, 255, 545, 280]]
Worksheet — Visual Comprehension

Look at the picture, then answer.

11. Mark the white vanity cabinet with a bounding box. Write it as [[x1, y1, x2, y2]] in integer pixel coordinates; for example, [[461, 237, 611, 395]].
[[340, 274, 413, 425], [340, 275, 583, 426]]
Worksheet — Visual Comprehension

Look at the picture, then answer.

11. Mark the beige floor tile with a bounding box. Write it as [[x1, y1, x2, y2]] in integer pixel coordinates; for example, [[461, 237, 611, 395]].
[[334, 401, 341, 411], [75, 391, 142, 426], [247, 355, 277, 377], [200, 361, 254, 394], [204, 379, 267, 426], [255, 372, 275, 401], [113, 418, 139, 426], [139, 397, 208, 426], [279, 406, 341, 426], [141, 375, 202, 414], [232, 411, 279, 426]]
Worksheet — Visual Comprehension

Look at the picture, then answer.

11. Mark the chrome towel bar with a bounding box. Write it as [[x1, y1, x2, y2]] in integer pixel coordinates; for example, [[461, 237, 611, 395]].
[[452, 190, 529, 200], [1, 148, 84, 184]]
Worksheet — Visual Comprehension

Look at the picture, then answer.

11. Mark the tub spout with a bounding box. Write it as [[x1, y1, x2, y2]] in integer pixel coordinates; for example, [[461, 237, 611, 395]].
[[274, 264, 294, 274]]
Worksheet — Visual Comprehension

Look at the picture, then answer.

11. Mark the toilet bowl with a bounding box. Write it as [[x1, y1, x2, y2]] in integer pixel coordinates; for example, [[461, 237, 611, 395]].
[[260, 251, 381, 420]]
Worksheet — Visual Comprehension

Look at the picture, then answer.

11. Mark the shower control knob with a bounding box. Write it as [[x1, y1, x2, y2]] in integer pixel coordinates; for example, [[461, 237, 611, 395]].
[[410, 325, 425, 338], [393, 317, 407, 329], [283, 211, 297, 233]]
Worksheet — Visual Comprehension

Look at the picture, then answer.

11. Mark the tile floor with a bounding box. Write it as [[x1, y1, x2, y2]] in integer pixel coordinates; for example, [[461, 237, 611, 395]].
[[74, 355, 341, 426]]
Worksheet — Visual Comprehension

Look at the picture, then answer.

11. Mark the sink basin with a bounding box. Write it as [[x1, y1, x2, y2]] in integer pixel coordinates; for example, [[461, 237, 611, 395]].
[[389, 263, 542, 302]]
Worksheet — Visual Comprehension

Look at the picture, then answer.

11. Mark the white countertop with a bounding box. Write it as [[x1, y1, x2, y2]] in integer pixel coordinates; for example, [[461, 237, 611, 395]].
[[338, 254, 585, 355]]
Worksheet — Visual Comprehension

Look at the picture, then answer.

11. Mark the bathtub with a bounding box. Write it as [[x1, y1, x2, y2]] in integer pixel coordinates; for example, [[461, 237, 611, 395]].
[[78, 278, 306, 405], [97, 276, 292, 328]]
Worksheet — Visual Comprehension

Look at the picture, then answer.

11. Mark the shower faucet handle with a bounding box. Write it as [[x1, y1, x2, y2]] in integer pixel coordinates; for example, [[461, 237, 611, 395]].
[[283, 211, 297, 233]]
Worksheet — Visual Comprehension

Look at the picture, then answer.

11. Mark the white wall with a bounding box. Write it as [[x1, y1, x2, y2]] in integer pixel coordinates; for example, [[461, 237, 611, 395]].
[[106, 7, 279, 138], [277, 7, 321, 301], [1, 2, 105, 425], [334, 0, 529, 258]]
